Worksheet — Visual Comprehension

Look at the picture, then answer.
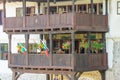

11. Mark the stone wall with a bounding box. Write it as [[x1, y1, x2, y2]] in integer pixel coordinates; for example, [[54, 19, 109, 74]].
[[106, 42, 120, 80]]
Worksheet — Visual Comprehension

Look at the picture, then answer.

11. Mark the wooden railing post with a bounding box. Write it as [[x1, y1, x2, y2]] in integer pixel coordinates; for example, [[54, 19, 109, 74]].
[[49, 32, 53, 66], [25, 34, 29, 65], [47, 0, 50, 27], [72, 0, 75, 27], [71, 31, 75, 70], [23, 0, 26, 27], [8, 34, 12, 65], [3, 0, 6, 29]]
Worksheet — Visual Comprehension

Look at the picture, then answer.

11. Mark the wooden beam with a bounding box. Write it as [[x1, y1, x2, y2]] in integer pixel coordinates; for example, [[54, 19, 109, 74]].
[[90, 0, 93, 14], [3, 0, 6, 18], [38, 2, 40, 14], [23, 0, 26, 16], [105, 0, 108, 15], [23, 0, 26, 27], [8, 34, 12, 65], [49, 33, 53, 66], [46, 74, 50, 80], [71, 31, 75, 54], [25, 34, 29, 65], [47, 0, 50, 27]]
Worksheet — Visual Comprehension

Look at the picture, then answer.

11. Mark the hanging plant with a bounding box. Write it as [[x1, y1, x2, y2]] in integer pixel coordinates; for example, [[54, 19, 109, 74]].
[[62, 41, 71, 49], [91, 42, 104, 50], [16, 43, 27, 55]]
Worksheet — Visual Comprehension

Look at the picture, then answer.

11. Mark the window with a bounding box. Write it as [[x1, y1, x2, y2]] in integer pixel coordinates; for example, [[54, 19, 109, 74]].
[[16, 7, 35, 17], [0, 43, 8, 60], [117, 1, 120, 15]]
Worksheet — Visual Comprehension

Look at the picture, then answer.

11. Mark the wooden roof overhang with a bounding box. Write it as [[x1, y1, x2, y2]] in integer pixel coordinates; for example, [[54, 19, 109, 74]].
[[5, 0, 71, 2]]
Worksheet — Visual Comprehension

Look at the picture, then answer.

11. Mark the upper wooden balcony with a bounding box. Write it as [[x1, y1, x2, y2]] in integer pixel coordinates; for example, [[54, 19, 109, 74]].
[[4, 13, 108, 33], [9, 53, 107, 72]]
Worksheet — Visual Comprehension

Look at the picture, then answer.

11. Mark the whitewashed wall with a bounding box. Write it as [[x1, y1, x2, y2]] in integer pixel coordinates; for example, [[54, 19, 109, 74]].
[[106, 0, 120, 69]]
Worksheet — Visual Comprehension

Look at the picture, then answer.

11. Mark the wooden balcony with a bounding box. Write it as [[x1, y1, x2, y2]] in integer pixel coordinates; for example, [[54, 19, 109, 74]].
[[9, 53, 108, 72], [4, 13, 108, 33]]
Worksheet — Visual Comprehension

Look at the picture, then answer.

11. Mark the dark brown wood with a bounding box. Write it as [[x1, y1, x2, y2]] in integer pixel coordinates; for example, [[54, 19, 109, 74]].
[[4, 13, 108, 33], [3, 0, 6, 29], [90, 0, 93, 14], [9, 53, 107, 72], [25, 34, 29, 65], [38, 2, 40, 14], [105, 0, 108, 15], [8, 34, 12, 65], [74, 53, 108, 72], [47, 0, 50, 27], [49, 33, 53, 66], [100, 70, 106, 80], [46, 74, 50, 80]]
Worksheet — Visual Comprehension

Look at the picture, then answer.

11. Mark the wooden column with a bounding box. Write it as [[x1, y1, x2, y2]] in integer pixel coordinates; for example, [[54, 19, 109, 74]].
[[23, 0, 26, 27], [49, 33, 53, 66], [100, 70, 106, 80], [90, 0, 94, 14], [3, 0, 6, 27], [71, 32, 75, 54], [8, 34, 12, 65], [105, 0, 108, 15], [71, 31, 75, 70], [87, 32, 91, 53], [47, 0, 50, 27], [25, 34, 29, 65], [102, 33, 106, 53], [38, 2, 40, 14], [46, 74, 50, 80], [72, 0, 75, 26], [90, 0, 94, 28]]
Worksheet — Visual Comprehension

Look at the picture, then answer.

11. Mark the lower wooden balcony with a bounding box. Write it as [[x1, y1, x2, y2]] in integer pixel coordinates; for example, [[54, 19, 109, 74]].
[[9, 53, 108, 73], [4, 13, 108, 33]]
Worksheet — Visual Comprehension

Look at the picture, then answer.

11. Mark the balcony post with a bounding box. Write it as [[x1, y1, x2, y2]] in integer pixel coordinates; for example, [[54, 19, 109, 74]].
[[3, 0, 6, 28], [49, 33, 53, 66], [72, 0, 75, 26], [8, 34, 12, 65], [87, 32, 91, 53], [71, 31, 75, 70], [23, 0, 26, 27], [38, 2, 40, 14], [25, 34, 29, 65], [105, 0, 108, 15], [90, 0, 94, 28], [47, 0, 50, 27], [102, 33, 106, 53]]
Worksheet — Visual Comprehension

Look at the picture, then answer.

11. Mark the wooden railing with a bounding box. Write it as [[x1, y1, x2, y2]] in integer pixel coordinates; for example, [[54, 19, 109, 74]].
[[74, 53, 107, 71], [9, 53, 107, 71], [4, 13, 108, 32]]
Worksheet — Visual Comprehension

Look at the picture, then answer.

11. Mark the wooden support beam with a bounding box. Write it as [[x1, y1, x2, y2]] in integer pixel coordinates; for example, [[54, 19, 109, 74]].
[[65, 73, 82, 80], [8, 34, 12, 65], [3, 0, 6, 18], [38, 2, 40, 14], [105, 0, 108, 15], [102, 33, 106, 53], [47, 0, 50, 27], [49, 33, 53, 66], [25, 34, 29, 65], [12, 71, 22, 80], [87, 32, 91, 53], [46, 74, 50, 80], [23, 0, 26, 16], [3, 0, 6, 28], [100, 70, 106, 80], [23, 0, 26, 27], [90, 0, 94, 14]]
